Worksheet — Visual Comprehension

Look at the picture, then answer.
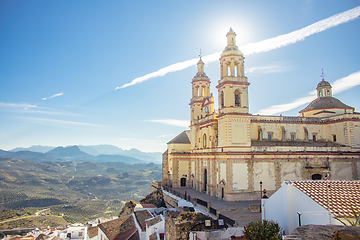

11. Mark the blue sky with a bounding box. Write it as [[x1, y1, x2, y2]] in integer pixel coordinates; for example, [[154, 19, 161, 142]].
[[1, 1, 360, 152]]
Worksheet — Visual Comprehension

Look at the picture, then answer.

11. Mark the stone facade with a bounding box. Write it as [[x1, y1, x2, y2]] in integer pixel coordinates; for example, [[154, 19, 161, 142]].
[[162, 28, 360, 201]]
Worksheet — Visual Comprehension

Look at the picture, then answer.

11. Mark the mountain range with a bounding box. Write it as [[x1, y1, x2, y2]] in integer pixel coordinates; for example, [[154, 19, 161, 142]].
[[2, 145, 162, 164]]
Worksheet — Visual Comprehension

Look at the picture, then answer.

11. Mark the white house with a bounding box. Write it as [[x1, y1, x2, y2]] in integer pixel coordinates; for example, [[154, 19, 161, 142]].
[[97, 210, 155, 240], [262, 180, 360, 234], [145, 215, 164, 240], [58, 225, 86, 239]]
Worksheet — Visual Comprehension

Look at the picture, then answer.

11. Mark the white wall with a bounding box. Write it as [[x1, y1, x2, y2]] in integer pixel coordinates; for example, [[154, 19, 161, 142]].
[[263, 182, 341, 234], [145, 215, 164, 240], [261, 182, 289, 233]]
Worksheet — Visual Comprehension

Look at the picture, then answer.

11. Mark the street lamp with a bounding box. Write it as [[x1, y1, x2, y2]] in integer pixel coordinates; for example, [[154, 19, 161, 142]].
[[260, 181, 263, 213]]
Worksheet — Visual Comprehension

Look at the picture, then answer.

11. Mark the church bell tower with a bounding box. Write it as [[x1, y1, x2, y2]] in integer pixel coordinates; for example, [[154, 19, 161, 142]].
[[190, 57, 211, 124], [216, 28, 249, 115], [216, 28, 251, 149]]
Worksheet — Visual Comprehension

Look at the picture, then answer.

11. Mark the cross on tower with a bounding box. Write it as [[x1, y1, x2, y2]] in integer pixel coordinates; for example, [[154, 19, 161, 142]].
[[321, 68, 325, 81]]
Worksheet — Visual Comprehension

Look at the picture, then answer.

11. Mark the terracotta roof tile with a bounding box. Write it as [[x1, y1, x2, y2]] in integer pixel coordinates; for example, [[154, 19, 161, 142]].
[[139, 204, 156, 208], [146, 216, 162, 228], [87, 226, 98, 238], [289, 180, 360, 217], [149, 233, 158, 240], [300, 96, 353, 112], [167, 131, 190, 144], [134, 210, 153, 231], [98, 215, 138, 240]]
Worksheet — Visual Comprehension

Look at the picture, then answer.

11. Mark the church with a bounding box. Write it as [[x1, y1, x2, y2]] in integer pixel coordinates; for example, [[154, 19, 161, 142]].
[[162, 28, 360, 201]]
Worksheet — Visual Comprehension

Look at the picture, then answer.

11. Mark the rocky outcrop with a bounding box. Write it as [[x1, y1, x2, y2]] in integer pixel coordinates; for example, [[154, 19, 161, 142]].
[[289, 225, 360, 240], [334, 228, 360, 240], [140, 189, 165, 207], [118, 200, 136, 218]]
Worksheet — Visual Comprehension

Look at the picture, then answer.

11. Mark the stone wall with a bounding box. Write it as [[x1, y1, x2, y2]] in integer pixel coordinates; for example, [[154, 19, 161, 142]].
[[163, 191, 179, 208], [165, 211, 219, 240], [150, 181, 162, 193]]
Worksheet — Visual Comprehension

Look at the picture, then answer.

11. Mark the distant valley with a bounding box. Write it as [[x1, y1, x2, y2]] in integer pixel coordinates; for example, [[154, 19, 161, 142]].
[[3, 144, 162, 164], [0, 145, 163, 229]]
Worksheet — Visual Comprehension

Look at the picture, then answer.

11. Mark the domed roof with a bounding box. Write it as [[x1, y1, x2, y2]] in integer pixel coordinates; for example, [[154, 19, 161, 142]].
[[317, 79, 331, 88], [300, 96, 353, 113], [226, 27, 236, 36]]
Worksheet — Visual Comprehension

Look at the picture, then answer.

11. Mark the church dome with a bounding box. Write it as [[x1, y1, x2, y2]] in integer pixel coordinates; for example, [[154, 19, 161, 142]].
[[300, 96, 353, 113], [317, 80, 331, 88]]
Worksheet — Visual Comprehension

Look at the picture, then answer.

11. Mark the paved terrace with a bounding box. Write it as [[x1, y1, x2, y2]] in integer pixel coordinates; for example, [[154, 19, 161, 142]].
[[170, 187, 261, 227]]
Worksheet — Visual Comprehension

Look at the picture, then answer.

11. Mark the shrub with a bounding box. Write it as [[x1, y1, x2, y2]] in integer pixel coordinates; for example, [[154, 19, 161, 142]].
[[333, 205, 360, 226], [243, 220, 283, 240]]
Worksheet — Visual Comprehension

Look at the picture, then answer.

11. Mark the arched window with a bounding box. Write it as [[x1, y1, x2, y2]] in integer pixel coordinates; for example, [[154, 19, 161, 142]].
[[258, 126, 263, 140], [220, 91, 224, 108], [234, 89, 241, 107], [326, 89, 330, 96], [234, 65, 238, 77], [304, 127, 309, 141], [228, 65, 231, 76], [281, 126, 286, 141], [203, 134, 207, 148], [319, 90, 322, 97]]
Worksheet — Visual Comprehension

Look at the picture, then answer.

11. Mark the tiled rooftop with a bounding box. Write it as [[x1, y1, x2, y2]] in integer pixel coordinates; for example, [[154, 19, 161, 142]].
[[134, 210, 153, 231], [98, 215, 138, 240], [167, 130, 190, 144], [149, 233, 158, 240], [146, 216, 162, 228], [289, 180, 360, 217], [87, 226, 98, 238], [135, 203, 157, 209]]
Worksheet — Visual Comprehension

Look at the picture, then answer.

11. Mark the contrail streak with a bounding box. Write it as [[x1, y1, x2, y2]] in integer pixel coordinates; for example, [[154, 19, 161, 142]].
[[42, 92, 64, 100], [116, 6, 360, 90], [257, 71, 360, 115]]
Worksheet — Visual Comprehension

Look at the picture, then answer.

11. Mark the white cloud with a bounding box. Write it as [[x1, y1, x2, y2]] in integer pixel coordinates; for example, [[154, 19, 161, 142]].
[[145, 119, 189, 128], [0, 102, 38, 110], [246, 63, 293, 74], [156, 134, 176, 138], [22, 117, 109, 128], [257, 71, 360, 115], [257, 92, 316, 115], [42, 92, 64, 100], [116, 6, 360, 89], [331, 71, 360, 94], [0, 102, 81, 116], [242, 6, 360, 55]]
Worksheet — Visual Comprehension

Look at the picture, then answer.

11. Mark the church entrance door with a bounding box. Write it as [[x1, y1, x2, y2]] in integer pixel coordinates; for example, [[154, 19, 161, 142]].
[[180, 177, 186, 187]]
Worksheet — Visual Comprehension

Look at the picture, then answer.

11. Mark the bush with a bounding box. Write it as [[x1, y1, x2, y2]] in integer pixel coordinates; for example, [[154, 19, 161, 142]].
[[243, 220, 283, 240]]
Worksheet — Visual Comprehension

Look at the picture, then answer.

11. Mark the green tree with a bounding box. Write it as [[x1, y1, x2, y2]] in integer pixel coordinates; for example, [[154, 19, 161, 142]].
[[243, 220, 283, 240]]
